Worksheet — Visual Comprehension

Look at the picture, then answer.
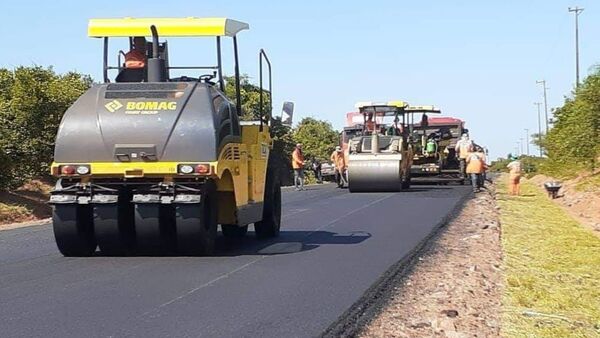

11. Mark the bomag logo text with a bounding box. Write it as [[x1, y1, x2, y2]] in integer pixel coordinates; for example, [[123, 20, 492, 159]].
[[125, 101, 178, 115]]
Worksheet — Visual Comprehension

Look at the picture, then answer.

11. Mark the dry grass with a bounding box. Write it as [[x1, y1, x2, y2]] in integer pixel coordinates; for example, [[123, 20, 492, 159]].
[[575, 172, 600, 193], [0, 203, 31, 224], [497, 178, 600, 337], [0, 179, 53, 225]]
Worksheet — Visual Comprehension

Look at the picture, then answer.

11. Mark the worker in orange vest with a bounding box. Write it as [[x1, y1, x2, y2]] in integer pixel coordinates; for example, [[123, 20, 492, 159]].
[[506, 155, 522, 195], [124, 37, 148, 69], [330, 146, 347, 188], [466, 145, 487, 193], [292, 143, 306, 191], [365, 113, 376, 134]]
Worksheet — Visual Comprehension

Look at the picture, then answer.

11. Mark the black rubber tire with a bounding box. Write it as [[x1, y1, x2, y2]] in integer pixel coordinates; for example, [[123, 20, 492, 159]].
[[221, 224, 248, 238], [134, 204, 175, 255], [94, 194, 135, 256], [175, 181, 218, 255], [52, 204, 96, 257], [255, 172, 282, 239]]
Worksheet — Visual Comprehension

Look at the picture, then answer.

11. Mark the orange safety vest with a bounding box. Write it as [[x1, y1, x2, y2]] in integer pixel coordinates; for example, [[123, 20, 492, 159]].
[[124, 50, 146, 69], [292, 148, 304, 169], [330, 151, 346, 170], [466, 152, 486, 174]]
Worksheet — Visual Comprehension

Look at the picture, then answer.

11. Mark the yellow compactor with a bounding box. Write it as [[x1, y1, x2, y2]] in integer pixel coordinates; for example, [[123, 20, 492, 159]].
[[49, 18, 288, 256]]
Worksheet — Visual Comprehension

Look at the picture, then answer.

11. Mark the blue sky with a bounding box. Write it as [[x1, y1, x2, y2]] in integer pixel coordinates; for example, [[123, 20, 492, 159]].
[[1, 0, 598, 159]]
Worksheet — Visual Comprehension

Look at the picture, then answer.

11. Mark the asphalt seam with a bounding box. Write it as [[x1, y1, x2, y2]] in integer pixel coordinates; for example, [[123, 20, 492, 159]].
[[320, 190, 472, 338]]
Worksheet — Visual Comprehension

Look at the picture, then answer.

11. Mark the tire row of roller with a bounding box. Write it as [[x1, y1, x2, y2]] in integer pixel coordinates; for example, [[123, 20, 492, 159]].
[[52, 180, 281, 257]]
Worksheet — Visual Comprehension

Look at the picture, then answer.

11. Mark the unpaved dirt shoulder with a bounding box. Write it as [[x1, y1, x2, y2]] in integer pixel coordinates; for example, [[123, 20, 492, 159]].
[[529, 174, 600, 236], [360, 186, 502, 337]]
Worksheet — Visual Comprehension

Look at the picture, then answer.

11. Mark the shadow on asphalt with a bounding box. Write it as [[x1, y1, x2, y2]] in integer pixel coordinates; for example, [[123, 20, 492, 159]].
[[215, 230, 372, 256], [89, 230, 372, 258]]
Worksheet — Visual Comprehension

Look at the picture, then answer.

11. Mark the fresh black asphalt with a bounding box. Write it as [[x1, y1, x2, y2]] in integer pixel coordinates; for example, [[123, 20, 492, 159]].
[[0, 184, 470, 338]]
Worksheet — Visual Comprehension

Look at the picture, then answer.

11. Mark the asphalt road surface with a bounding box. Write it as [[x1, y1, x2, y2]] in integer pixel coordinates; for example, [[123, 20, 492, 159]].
[[0, 184, 470, 338]]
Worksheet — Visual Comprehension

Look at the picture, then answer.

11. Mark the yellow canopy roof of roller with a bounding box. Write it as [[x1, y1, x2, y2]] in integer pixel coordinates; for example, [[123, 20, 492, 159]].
[[88, 17, 249, 38], [354, 101, 409, 109]]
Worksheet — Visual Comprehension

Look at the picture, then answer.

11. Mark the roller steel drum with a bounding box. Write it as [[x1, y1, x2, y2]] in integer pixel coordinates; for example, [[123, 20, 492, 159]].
[[347, 154, 403, 192]]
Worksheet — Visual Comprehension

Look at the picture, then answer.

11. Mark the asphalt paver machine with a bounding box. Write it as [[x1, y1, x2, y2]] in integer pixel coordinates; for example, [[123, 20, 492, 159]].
[[49, 17, 285, 256]]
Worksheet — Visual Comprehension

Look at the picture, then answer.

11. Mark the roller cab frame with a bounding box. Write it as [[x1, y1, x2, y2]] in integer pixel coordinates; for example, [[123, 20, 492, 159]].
[[49, 17, 285, 256]]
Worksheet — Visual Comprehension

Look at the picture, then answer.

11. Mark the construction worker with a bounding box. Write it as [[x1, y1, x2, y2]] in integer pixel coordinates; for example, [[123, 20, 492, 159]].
[[507, 155, 522, 196], [455, 133, 473, 179], [330, 146, 347, 188], [124, 37, 148, 69], [365, 113, 376, 134], [292, 143, 306, 191], [466, 145, 487, 193], [311, 157, 323, 184]]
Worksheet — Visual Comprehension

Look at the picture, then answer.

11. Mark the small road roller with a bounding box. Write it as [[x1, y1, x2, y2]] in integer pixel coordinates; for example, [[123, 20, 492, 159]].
[[346, 101, 416, 192], [49, 18, 287, 256]]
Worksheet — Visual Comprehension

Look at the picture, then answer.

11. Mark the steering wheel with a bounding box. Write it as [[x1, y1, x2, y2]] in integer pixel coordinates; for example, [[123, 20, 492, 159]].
[[170, 76, 199, 82], [199, 73, 216, 82]]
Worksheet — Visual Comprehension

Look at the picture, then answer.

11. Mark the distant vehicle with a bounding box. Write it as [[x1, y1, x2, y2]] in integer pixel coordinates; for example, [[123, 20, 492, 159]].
[[411, 116, 468, 183], [320, 163, 336, 178], [345, 101, 439, 192]]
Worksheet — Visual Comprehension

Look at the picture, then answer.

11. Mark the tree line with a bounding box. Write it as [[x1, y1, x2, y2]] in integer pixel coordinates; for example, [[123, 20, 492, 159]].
[[0, 67, 339, 190], [543, 69, 600, 175]]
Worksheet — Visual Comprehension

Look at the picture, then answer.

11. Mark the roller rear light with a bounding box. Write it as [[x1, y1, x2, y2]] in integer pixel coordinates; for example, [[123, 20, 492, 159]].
[[59, 165, 91, 176], [177, 163, 211, 175]]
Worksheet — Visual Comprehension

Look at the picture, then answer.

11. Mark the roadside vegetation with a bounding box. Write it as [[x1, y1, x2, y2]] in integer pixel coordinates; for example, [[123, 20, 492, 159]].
[[491, 68, 600, 193], [497, 178, 600, 337], [0, 67, 339, 224]]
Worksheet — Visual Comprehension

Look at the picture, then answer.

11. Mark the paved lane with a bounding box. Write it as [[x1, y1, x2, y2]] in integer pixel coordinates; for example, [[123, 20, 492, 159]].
[[0, 184, 470, 338]]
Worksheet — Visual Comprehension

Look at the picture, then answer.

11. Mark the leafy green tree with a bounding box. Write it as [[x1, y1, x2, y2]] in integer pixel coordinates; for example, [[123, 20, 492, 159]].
[[292, 117, 340, 162], [544, 71, 600, 174], [0, 66, 92, 190], [224, 75, 271, 121]]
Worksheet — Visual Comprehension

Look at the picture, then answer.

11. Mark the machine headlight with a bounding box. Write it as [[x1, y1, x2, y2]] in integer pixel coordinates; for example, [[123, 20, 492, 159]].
[[179, 165, 195, 174], [76, 165, 90, 175]]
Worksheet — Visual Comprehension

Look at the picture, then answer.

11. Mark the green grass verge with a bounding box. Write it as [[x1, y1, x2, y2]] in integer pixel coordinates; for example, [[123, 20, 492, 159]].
[[497, 178, 600, 337]]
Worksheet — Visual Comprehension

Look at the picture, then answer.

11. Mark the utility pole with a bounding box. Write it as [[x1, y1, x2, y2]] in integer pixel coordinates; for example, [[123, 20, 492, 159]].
[[568, 6, 584, 87], [524, 128, 530, 155], [536, 80, 549, 132], [515, 142, 521, 156], [535, 102, 543, 157], [519, 138, 524, 156]]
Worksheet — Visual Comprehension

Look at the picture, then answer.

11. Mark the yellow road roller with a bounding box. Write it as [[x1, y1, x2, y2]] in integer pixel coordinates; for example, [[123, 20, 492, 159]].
[[346, 101, 439, 192], [49, 18, 287, 256]]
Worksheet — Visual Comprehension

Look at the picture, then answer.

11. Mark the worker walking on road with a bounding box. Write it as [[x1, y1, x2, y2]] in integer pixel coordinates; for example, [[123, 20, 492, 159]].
[[330, 146, 347, 188], [292, 143, 306, 191], [466, 145, 487, 193], [311, 157, 323, 184], [455, 133, 473, 180], [507, 155, 522, 196]]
